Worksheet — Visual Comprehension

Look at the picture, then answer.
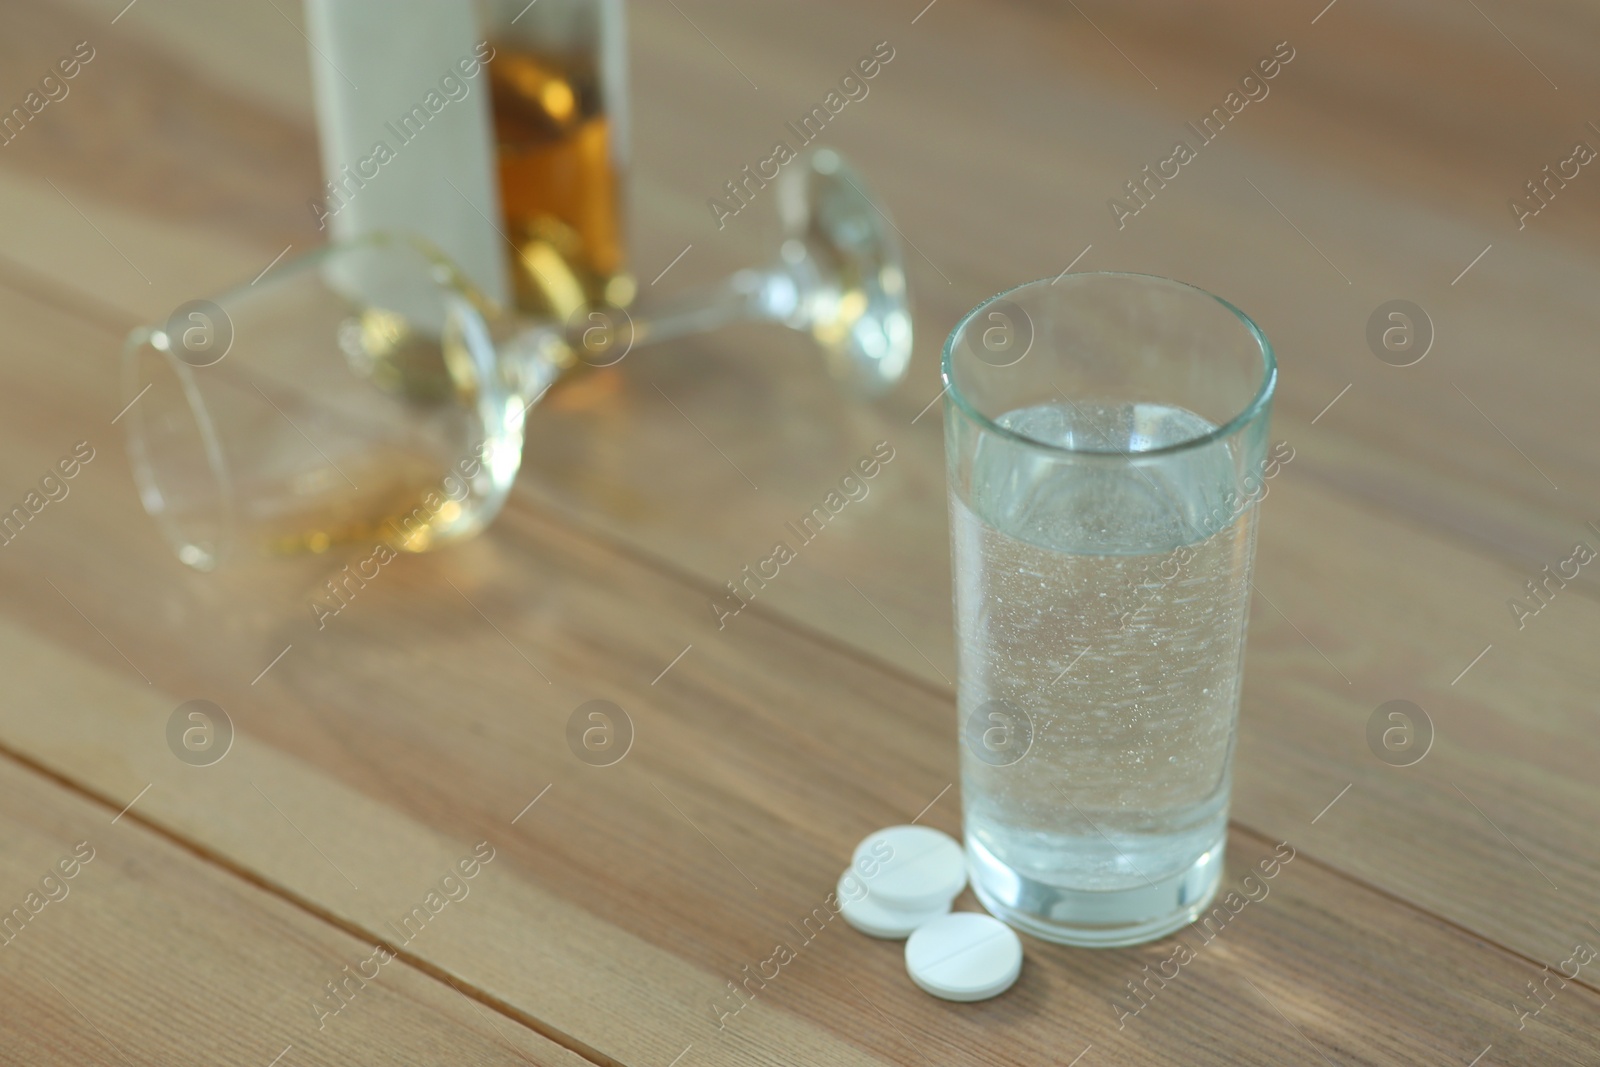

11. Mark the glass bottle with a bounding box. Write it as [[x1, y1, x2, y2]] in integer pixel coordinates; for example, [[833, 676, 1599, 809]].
[[479, 0, 633, 321]]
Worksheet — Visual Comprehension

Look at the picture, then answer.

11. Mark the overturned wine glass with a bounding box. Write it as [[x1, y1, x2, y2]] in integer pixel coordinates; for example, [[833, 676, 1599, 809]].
[[122, 149, 911, 570]]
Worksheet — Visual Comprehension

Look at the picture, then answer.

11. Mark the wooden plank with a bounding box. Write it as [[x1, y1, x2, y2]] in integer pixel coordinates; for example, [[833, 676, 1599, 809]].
[[0, 0, 1596, 1059], [0, 488, 1596, 1064], [508, 0, 1600, 676], [0, 199, 1593, 1043], [58, 0, 318, 124], [0, 0, 1594, 584], [0, 285, 1588, 1059], [0, 0, 321, 319], [0, 755, 595, 1067]]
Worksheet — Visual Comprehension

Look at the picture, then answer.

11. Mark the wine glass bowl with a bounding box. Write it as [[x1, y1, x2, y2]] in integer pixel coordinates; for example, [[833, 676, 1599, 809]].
[[123, 235, 520, 571]]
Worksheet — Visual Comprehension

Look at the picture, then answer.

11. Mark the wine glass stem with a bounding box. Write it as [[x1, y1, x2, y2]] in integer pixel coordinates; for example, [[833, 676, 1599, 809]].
[[501, 266, 791, 407], [628, 268, 779, 346]]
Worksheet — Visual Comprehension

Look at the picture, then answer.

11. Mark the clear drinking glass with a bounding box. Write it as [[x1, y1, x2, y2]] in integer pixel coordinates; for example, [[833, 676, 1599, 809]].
[[944, 272, 1276, 946]]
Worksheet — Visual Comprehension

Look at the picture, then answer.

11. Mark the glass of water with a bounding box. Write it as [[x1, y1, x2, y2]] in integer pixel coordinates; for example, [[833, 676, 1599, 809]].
[[944, 272, 1276, 946]]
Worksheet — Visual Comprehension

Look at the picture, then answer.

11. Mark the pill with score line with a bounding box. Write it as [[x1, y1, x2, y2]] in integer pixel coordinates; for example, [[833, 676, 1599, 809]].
[[850, 825, 966, 913], [905, 912, 1023, 1002]]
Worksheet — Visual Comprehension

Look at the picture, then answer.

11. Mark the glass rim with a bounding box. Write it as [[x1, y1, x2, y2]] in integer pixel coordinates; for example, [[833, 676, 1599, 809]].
[[121, 335, 235, 570], [940, 271, 1277, 460]]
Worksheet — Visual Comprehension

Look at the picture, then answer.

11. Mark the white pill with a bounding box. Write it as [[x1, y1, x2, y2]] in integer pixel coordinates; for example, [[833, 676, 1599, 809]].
[[851, 825, 966, 912], [836, 872, 951, 939], [905, 912, 1022, 1002]]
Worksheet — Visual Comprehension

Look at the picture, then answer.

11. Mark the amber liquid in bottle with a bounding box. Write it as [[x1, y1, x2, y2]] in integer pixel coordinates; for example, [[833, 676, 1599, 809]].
[[487, 41, 631, 319]]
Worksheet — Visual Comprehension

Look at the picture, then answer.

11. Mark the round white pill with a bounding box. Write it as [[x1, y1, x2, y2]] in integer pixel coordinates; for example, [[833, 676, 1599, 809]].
[[905, 912, 1023, 1002], [836, 872, 951, 939], [851, 825, 966, 912]]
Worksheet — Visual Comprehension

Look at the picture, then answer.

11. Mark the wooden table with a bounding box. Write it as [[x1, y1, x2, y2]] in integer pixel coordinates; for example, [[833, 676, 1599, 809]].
[[1, 0, 1597, 1062]]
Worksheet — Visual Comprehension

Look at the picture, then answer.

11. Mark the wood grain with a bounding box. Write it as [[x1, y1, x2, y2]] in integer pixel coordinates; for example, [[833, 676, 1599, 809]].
[[0, 0, 1596, 1061], [0, 756, 596, 1066], [6, 0, 1595, 632], [0, 274, 1588, 977], [0, 274, 1592, 1061], [0, 529, 1597, 1066]]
